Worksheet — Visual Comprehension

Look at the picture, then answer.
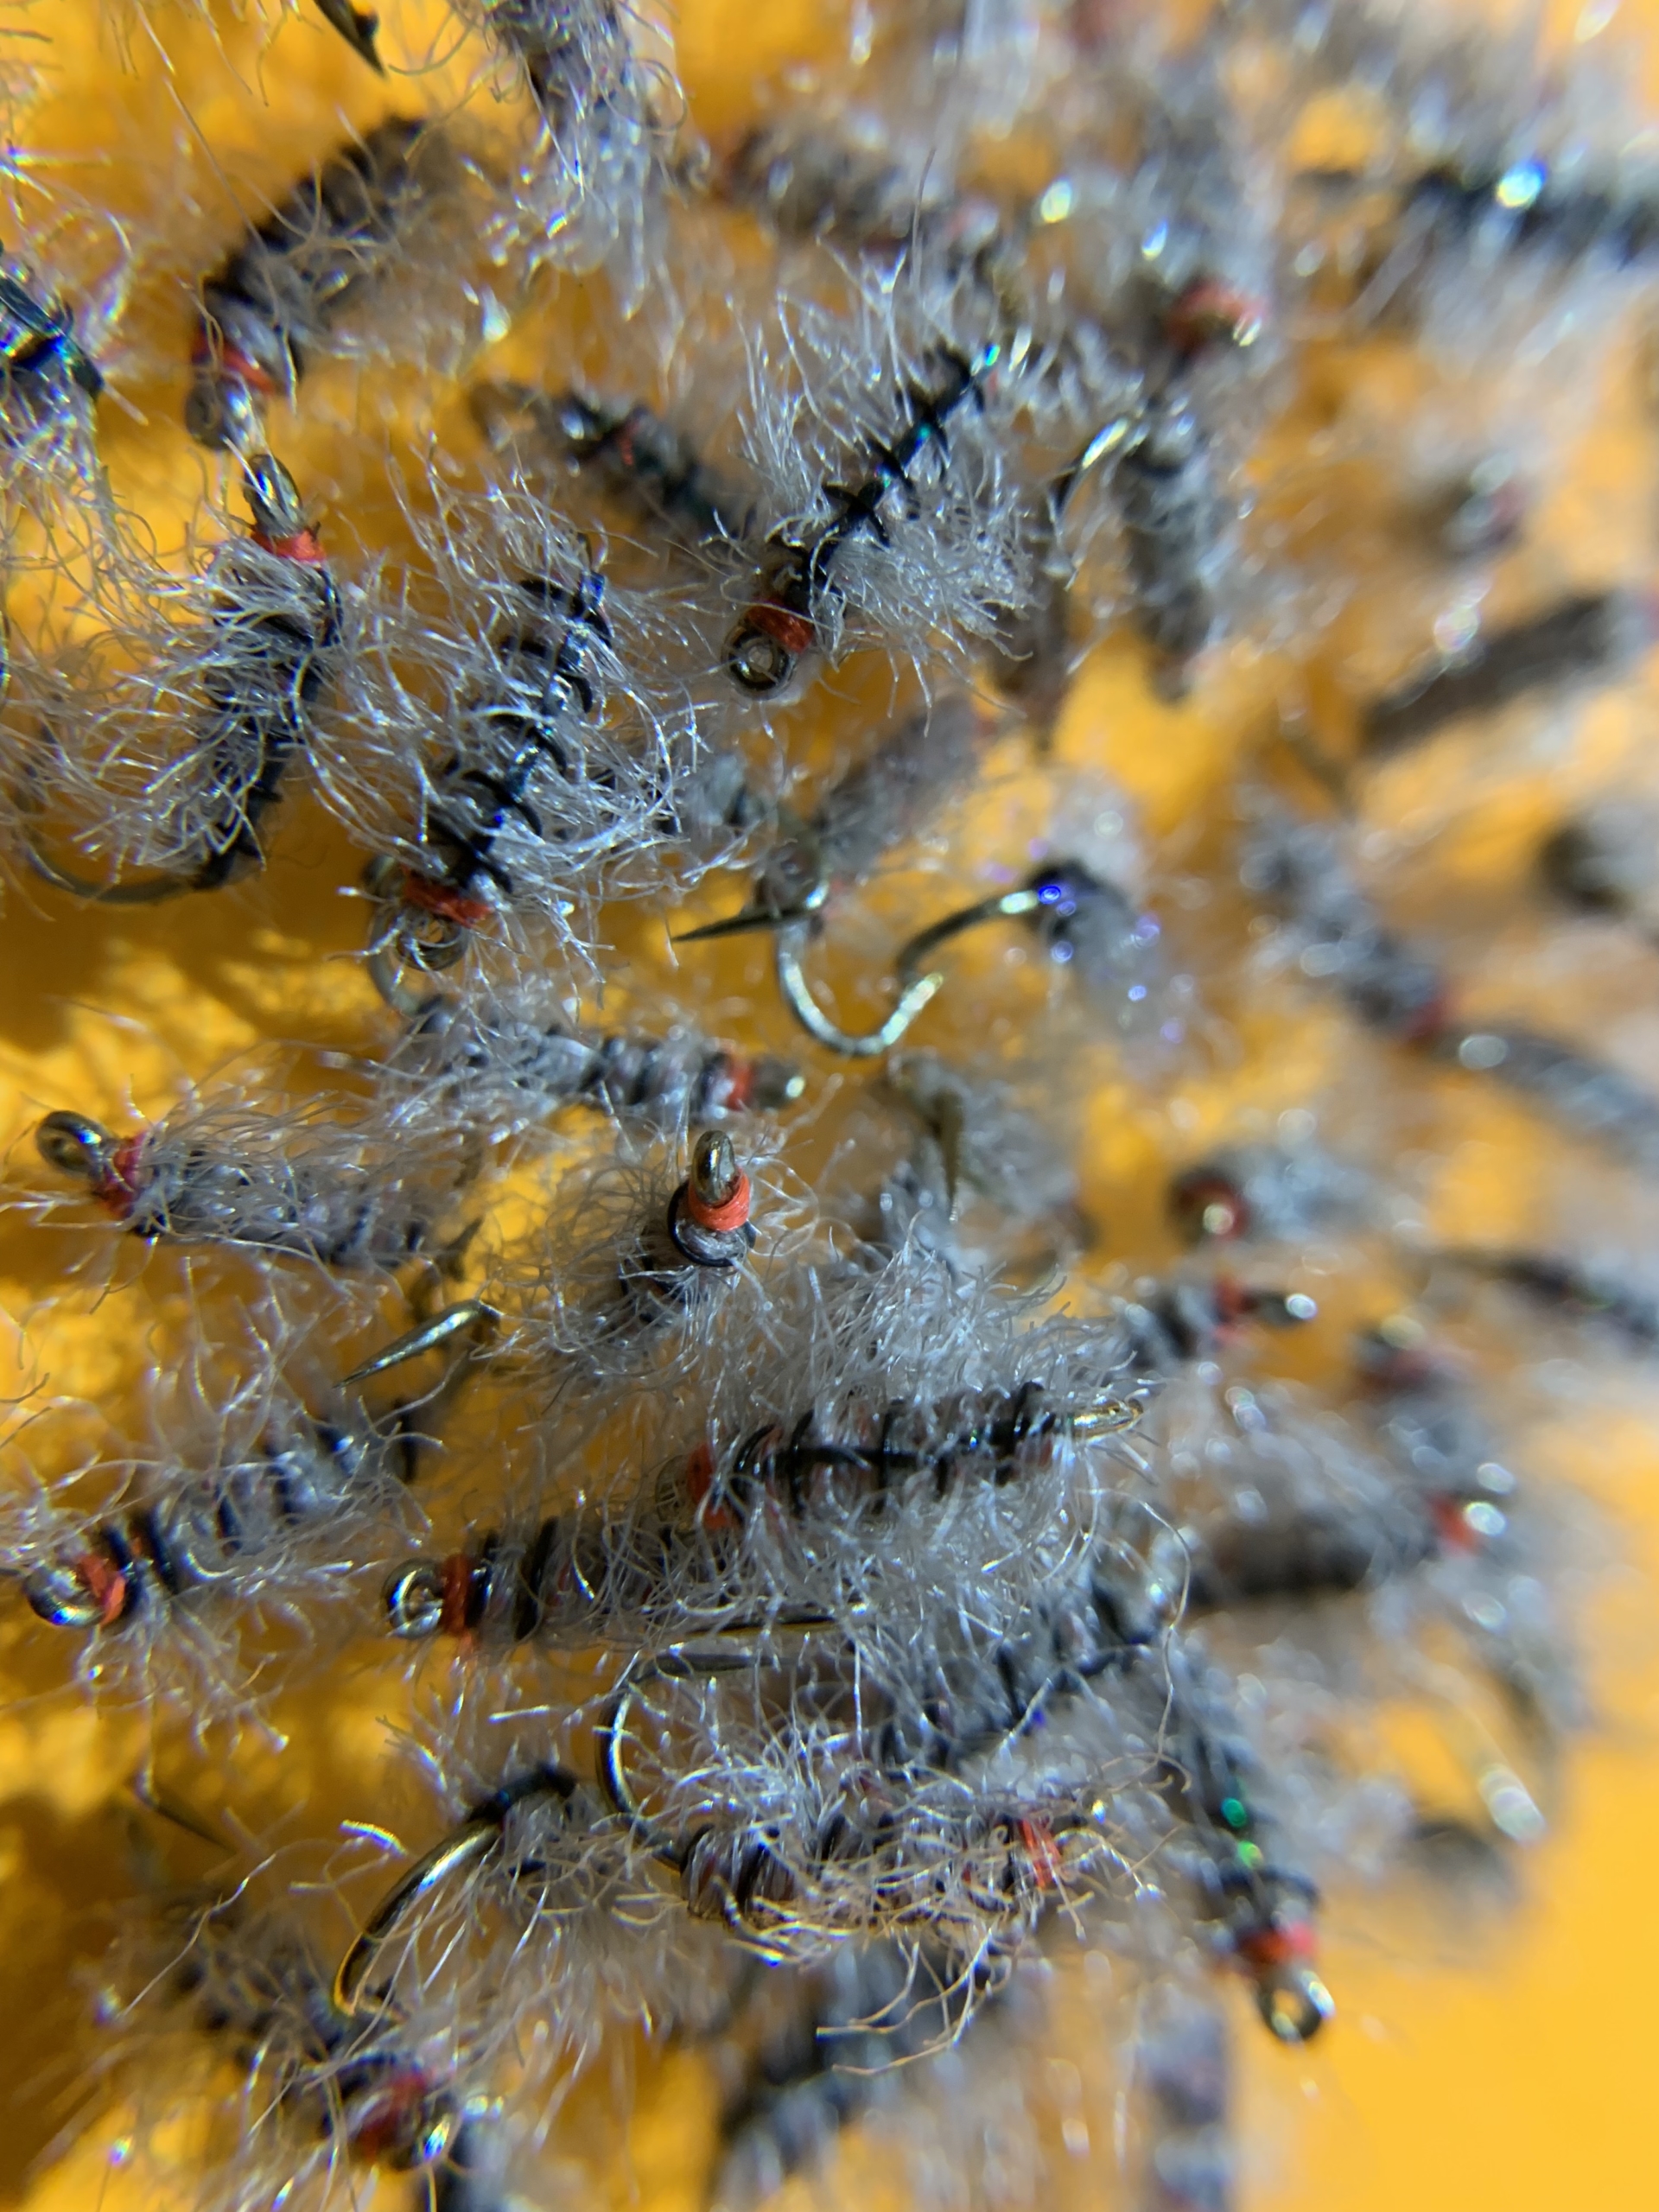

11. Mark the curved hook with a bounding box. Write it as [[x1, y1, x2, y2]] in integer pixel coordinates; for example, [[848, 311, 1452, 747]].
[[334, 1767, 576, 2018], [334, 1821, 500, 2018], [366, 937, 454, 1020], [14, 727, 198, 906], [22, 830, 193, 906], [594, 1674, 687, 1869], [362, 859, 477, 1015], [594, 1649, 770, 1871], [894, 885, 1044, 988], [1047, 411, 1138, 521], [775, 926, 945, 1059]]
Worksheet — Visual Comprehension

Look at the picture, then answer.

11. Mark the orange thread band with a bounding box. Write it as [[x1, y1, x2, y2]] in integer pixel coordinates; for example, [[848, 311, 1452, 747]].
[[1168, 279, 1267, 353], [1402, 994, 1453, 1046], [683, 1440, 715, 1505], [713, 1056, 753, 1111], [745, 601, 816, 655], [191, 335, 280, 397], [73, 1551, 129, 1627], [1018, 1816, 1062, 1890], [94, 1135, 146, 1218], [1174, 1173, 1247, 1239], [1235, 1921, 1318, 1969], [399, 874, 493, 929], [683, 1170, 751, 1233], [253, 526, 328, 567], [684, 1439, 735, 1529], [438, 1554, 477, 1637], [1429, 1496, 1483, 1553], [347, 2066, 433, 2157]]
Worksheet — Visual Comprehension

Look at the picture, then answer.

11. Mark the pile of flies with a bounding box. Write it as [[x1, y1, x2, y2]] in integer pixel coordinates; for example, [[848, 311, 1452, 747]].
[[9, 0, 1659, 2203], [335, 1560, 1333, 2048]]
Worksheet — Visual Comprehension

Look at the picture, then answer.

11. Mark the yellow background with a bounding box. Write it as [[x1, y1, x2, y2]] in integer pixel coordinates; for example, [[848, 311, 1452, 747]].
[[3, 1, 1659, 2207]]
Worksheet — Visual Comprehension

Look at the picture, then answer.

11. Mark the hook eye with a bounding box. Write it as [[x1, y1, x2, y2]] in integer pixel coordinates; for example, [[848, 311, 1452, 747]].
[[36, 1110, 119, 1182]]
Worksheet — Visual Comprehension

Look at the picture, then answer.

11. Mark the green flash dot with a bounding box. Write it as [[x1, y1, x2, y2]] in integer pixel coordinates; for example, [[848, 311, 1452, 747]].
[[1236, 1840, 1266, 1870]]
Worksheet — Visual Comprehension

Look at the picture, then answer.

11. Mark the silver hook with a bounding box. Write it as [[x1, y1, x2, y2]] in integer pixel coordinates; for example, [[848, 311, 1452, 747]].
[[366, 938, 451, 1020], [894, 885, 1045, 988], [774, 925, 945, 1058], [22, 828, 192, 906], [334, 1769, 575, 2018], [342, 1300, 499, 1387], [594, 1650, 773, 1872]]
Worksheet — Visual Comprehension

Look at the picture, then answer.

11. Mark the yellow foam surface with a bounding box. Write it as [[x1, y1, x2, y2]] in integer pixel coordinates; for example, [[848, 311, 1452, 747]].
[[3, 2, 1659, 2207]]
